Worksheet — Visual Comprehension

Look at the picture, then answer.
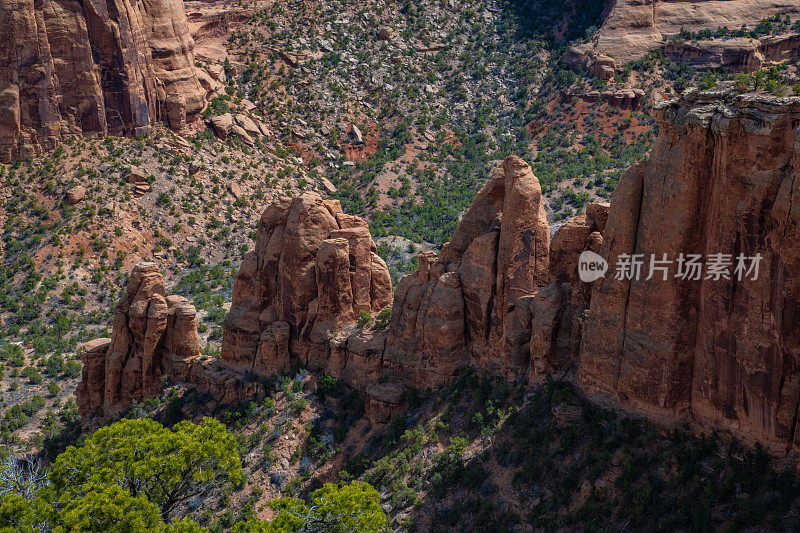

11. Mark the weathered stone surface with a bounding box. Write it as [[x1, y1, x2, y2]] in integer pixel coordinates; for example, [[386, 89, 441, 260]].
[[586, 203, 610, 234], [579, 91, 800, 454], [549, 215, 593, 285], [187, 358, 265, 406], [76, 262, 201, 420], [349, 124, 363, 144], [0, 0, 206, 162], [568, 1, 800, 68], [235, 114, 262, 137], [75, 338, 111, 418], [341, 329, 386, 389], [125, 167, 149, 184], [65, 186, 86, 205], [385, 155, 551, 385], [254, 322, 291, 376], [210, 113, 234, 139], [365, 381, 404, 424], [377, 26, 395, 41], [221, 192, 393, 376]]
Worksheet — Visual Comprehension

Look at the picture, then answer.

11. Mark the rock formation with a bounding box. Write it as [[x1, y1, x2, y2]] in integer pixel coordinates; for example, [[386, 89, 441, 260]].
[[525, 203, 608, 381], [77, 262, 202, 419], [0, 0, 206, 162], [77, 91, 800, 459], [221, 193, 393, 378], [384, 156, 551, 385], [579, 90, 800, 454], [567, 1, 800, 74]]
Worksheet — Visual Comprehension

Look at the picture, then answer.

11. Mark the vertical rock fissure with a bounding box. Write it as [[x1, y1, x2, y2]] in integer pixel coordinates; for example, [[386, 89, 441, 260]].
[[613, 167, 646, 391], [685, 123, 718, 414], [484, 231, 500, 343]]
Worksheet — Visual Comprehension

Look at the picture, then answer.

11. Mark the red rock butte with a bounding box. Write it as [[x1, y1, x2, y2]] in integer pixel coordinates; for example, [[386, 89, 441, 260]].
[[79, 89, 800, 458]]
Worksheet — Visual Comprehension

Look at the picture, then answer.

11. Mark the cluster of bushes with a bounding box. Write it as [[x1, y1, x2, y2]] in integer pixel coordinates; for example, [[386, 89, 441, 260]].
[[1, 417, 387, 532], [671, 15, 800, 42]]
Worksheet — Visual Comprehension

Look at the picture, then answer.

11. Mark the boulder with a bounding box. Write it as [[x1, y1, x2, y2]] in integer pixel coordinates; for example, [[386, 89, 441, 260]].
[[377, 27, 395, 41], [197, 68, 223, 97], [207, 63, 226, 82], [229, 124, 254, 145], [65, 186, 86, 205], [349, 124, 364, 144], [125, 167, 149, 184], [320, 177, 337, 194], [210, 113, 234, 139], [228, 182, 242, 198], [235, 114, 262, 137]]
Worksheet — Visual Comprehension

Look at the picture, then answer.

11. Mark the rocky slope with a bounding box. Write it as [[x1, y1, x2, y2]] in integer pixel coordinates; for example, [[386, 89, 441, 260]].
[[0, 0, 206, 162]]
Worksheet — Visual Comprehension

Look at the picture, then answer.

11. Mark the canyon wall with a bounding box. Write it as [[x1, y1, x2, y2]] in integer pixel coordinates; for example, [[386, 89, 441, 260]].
[[0, 0, 206, 162], [579, 90, 800, 454], [79, 91, 800, 457], [567, 1, 800, 76]]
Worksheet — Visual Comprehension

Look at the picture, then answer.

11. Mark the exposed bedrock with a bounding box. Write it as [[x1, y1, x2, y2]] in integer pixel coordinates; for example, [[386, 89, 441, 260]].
[[220, 192, 393, 379], [0, 0, 206, 162], [76, 262, 202, 419], [579, 90, 800, 454]]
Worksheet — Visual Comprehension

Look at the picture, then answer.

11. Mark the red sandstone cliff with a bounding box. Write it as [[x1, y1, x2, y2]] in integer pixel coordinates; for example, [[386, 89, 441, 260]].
[[579, 90, 800, 454], [384, 156, 552, 385], [221, 193, 393, 380], [0, 0, 206, 162]]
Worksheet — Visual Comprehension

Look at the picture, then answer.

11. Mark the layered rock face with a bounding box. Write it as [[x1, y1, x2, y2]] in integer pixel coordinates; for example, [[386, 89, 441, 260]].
[[221, 193, 393, 378], [568, 1, 800, 74], [0, 0, 206, 162], [384, 156, 551, 385], [578, 91, 800, 453], [76, 262, 201, 419]]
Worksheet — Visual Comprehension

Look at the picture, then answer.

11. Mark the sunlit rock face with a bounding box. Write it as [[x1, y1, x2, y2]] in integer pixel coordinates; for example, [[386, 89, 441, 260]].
[[0, 0, 206, 162], [579, 90, 800, 455]]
